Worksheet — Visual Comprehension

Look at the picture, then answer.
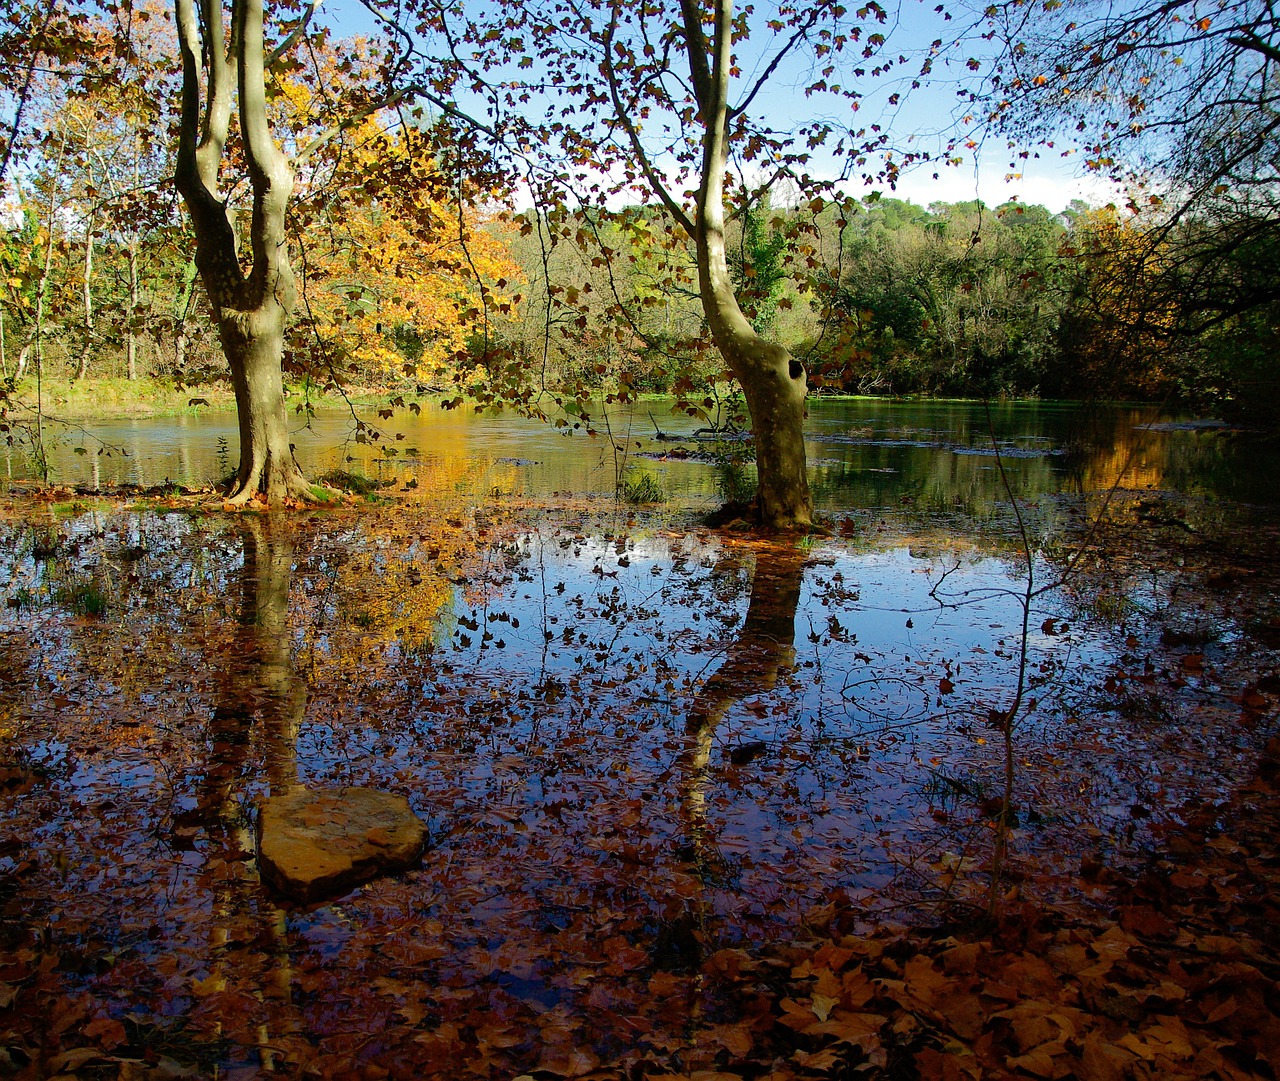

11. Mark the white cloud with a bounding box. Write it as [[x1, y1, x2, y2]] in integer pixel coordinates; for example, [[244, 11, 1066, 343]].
[[889, 153, 1123, 214]]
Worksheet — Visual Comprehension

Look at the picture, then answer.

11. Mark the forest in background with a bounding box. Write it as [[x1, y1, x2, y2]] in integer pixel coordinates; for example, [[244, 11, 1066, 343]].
[[2, 4, 1278, 432], [490, 193, 1278, 416]]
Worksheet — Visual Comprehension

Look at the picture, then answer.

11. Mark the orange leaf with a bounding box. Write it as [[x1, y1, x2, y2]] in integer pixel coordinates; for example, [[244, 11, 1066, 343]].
[[83, 1016, 128, 1050]]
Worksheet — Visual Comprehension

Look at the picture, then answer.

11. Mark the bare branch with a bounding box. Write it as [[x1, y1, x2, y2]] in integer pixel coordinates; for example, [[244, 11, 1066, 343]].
[[729, 9, 823, 121], [295, 86, 416, 163], [1227, 29, 1280, 65], [603, 8, 695, 236], [266, 0, 322, 69]]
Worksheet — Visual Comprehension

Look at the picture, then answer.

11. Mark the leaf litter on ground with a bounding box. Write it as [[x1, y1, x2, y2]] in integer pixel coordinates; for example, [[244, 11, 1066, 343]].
[[0, 486, 1276, 1079]]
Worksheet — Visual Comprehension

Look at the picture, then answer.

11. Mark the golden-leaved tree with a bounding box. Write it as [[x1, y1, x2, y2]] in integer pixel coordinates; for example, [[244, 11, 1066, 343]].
[[170, 0, 522, 501], [1057, 206, 1177, 399], [290, 121, 522, 388]]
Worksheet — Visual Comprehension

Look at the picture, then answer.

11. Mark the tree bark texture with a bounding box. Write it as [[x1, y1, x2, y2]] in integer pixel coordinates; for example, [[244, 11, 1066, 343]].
[[173, 0, 311, 504], [75, 209, 94, 382], [684, 0, 814, 530]]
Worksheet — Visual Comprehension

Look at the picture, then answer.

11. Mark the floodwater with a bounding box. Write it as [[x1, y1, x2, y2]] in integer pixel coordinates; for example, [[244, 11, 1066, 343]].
[[1, 399, 1277, 1077], [14, 396, 1280, 508]]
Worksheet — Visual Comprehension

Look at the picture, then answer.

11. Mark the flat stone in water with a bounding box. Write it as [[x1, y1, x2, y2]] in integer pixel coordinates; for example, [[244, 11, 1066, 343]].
[[257, 787, 427, 903]]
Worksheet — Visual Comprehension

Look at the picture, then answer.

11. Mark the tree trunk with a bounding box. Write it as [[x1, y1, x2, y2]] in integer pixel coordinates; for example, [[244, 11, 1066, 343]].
[[221, 306, 309, 501], [22, 150, 61, 386], [173, 0, 314, 505], [694, 221, 812, 529], [126, 242, 139, 380], [75, 209, 95, 382], [687, 0, 813, 530], [212, 299, 310, 506], [194, 280, 308, 505]]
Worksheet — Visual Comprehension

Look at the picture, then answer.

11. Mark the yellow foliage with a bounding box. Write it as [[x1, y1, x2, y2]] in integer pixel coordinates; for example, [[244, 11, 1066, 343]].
[[321, 457, 485, 661], [290, 110, 522, 385], [1061, 205, 1176, 397]]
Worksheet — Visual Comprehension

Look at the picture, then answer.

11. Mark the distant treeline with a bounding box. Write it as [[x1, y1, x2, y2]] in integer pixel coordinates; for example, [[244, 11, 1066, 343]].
[[473, 195, 1279, 425], [5, 177, 1276, 424]]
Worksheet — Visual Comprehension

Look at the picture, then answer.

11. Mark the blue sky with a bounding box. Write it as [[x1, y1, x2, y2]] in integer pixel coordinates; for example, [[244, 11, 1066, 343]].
[[321, 0, 1120, 213]]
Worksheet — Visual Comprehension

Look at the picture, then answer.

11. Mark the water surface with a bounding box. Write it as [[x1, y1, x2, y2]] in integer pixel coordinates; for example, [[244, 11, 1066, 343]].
[[1, 398, 1276, 1076], [17, 398, 1276, 508]]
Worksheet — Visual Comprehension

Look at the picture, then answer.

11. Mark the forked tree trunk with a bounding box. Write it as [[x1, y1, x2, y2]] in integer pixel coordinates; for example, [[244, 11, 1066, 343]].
[[173, 0, 313, 505], [685, 0, 813, 530]]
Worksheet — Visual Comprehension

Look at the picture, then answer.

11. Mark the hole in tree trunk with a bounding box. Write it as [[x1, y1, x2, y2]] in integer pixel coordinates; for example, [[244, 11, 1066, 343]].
[[789, 360, 804, 381]]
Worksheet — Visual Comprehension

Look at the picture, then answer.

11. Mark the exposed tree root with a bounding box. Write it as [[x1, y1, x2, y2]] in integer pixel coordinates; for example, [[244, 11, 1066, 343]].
[[222, 458, 326, 507], [703, 497, 826, 534]]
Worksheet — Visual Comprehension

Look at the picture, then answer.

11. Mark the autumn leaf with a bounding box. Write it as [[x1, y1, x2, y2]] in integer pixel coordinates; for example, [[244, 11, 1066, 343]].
[[533, 1046, 601, 1077], [82, 1015, 127, 1050], [191, 973, 225, 997]]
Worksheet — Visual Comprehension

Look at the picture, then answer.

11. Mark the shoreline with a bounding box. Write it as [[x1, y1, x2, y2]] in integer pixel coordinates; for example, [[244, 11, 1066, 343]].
[[1, 377, 402, 421], [5, 376, 1174, 424]]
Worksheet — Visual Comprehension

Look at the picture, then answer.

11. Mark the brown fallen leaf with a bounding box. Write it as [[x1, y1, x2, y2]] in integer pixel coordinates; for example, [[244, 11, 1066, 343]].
[[534, 1046, 601, 1078], [82, 1014, 128, 1050]]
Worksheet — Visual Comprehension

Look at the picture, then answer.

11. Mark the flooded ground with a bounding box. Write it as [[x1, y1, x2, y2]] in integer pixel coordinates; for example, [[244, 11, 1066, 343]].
[[1, 399, 1279, 1077], [15, 397, 1280, 510]]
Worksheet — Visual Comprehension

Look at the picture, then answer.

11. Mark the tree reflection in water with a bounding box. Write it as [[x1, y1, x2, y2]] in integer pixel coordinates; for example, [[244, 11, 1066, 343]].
[[672, 541, 807, 964], [6, 492, 1266, 1077], [205, 516, 304, 812], [198, 516, 304, 1069]]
